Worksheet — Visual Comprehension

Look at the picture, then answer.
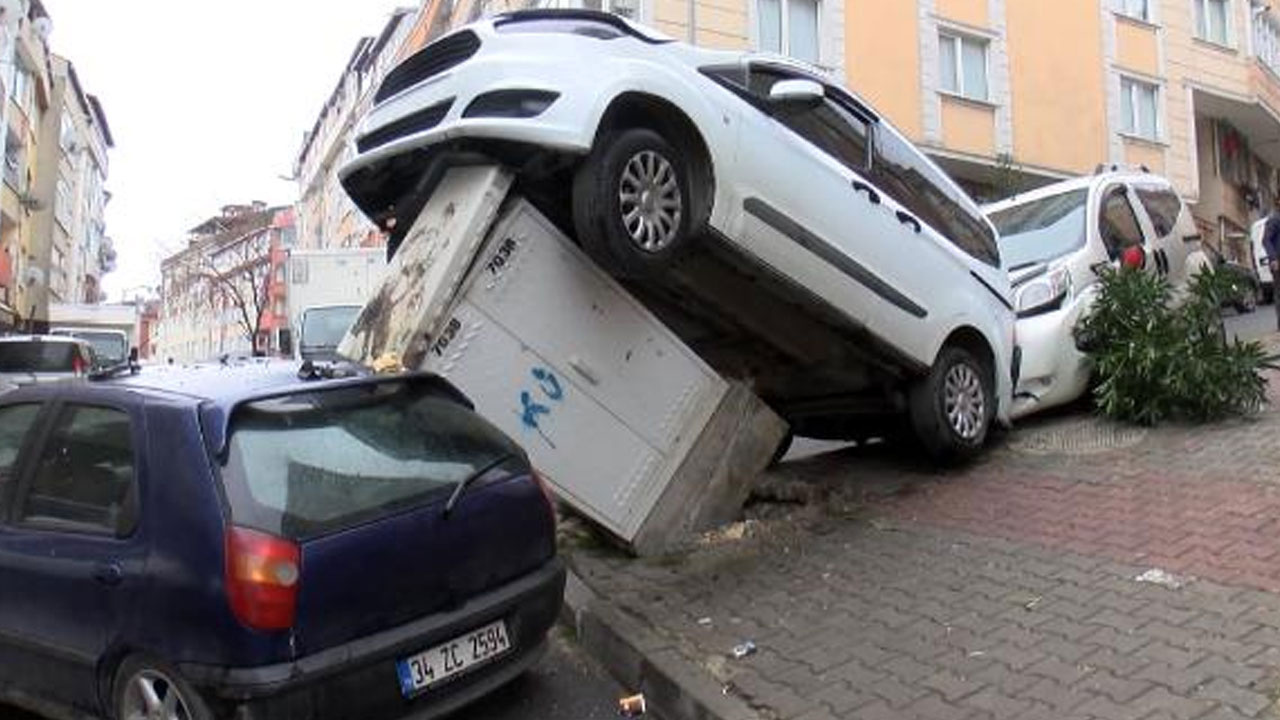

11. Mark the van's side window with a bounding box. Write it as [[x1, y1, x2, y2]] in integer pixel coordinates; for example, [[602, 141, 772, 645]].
[[870, 128, 1000, 266], [1099, 187, 1145, 258], [1134, 187, 1183, 237], [742, 67, 870, 173]]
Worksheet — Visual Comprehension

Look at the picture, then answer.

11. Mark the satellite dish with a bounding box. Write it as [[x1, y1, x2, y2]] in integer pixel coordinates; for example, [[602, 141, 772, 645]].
[[0, 0, 22, 29], [31, 15, 51, 39]]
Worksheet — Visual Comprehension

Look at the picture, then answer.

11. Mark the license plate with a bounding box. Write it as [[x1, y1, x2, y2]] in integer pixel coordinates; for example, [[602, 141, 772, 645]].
[[395, 620, 511, 696]]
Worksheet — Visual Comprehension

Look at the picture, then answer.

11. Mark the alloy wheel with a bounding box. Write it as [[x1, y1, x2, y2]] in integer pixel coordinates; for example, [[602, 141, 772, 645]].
[[618, 149, 682, 253], [120, 670, 193, 720], [943, 363, 986, 441]]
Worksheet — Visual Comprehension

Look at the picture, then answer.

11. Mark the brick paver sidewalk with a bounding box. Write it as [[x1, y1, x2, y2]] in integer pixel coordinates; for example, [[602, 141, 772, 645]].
[[570, 369, 1280, 719]]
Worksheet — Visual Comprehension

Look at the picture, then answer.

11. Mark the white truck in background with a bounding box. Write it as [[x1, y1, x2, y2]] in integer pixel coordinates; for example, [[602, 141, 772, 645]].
[[48, 302, 141, 367], [285, 247, 388, 360]]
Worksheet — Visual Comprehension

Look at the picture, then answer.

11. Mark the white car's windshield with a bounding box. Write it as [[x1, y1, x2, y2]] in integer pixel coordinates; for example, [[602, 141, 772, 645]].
[[988, 189, 1089, 271]]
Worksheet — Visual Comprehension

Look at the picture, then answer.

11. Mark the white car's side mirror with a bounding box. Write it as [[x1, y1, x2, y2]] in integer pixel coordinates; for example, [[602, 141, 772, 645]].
[[768, 79, 824, 106]]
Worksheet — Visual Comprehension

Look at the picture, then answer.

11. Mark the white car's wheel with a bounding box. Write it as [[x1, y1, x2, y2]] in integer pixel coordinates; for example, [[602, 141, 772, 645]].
[[908, 346, 994, 463], [573, 127, 698, 276]]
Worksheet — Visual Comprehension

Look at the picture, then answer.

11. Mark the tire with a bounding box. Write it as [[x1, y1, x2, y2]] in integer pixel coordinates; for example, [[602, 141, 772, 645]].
[[908, 346, 994, 464], [113, 655, 213, 720], [572, 127, 699, 277], [1236, 285, 1259, 313]]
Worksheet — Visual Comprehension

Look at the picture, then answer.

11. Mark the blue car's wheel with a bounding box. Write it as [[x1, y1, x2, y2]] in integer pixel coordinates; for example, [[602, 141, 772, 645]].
[[113, 655, 212, 720]]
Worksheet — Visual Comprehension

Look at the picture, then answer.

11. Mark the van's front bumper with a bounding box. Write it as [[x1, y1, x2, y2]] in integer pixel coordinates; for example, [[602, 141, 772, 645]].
[[180, 558, 565, 720]]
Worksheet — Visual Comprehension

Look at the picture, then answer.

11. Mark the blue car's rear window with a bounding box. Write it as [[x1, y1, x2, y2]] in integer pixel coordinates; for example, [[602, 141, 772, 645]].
[[219, 382, 523, 539]]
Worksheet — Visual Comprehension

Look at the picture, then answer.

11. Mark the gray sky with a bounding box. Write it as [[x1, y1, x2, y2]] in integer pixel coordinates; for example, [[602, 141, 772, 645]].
[[40, 0, 413, 300]]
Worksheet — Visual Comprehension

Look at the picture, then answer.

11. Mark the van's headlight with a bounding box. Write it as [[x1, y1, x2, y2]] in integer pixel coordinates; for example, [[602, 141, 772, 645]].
[[1015, 266, 1071, 317]]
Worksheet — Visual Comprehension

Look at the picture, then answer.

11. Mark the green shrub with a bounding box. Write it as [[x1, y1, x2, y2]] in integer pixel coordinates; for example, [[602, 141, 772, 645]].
[[1075, 265, 1276, 425]]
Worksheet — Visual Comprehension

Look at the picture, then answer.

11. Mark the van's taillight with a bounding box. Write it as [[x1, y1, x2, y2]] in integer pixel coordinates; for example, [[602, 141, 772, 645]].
[[224, 526, 300, 631], [532, 469, 557, 524]]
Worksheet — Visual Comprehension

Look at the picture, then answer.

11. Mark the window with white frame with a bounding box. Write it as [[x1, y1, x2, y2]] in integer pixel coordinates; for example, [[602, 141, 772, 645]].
[[1119, 0, 1151, 22], [1255, 12, 1280, 74], [757, 0, 820, 64], [1195, 0, 1231, 45], [1120, 76, 1160, 140], [939, 32, 989, 101]]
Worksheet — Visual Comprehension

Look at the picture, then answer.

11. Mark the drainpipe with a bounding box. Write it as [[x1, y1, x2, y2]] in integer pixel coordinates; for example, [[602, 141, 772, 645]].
[[687, 0, 696, 44]]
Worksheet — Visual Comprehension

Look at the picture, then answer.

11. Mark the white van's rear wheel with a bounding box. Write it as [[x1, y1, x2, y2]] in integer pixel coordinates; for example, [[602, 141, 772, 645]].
[[909, 346, 994, 463]]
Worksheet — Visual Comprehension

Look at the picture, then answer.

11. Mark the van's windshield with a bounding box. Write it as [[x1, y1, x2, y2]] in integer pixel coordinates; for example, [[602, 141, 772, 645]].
[[988, 189, 1089, 271]]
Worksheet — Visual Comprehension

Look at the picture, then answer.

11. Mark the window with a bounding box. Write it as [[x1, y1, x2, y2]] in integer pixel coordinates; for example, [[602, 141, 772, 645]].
[[871, 127, 1001, 266], [1195, 0, 1231, 45], [757, 0, 820, 63], [1120, 77, 1160, 140], [1256, 14, 1280, 74], [939, 32, 989, 101], [0, 404, 42, 495], [59, 113, 75, 152], [1134, 187, 1184, 237], [220, 383, 523, 539], [3, 127, 24, 191], [1099, 187, 1145, 258], [20, 405, 137, 536], [1119, 0, 1151, 22], [745, 67, 869, 172], [55, 177, 72, 228]]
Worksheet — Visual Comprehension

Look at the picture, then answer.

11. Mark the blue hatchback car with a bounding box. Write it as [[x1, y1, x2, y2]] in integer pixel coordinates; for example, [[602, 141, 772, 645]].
[[0, 361, 564, 720]]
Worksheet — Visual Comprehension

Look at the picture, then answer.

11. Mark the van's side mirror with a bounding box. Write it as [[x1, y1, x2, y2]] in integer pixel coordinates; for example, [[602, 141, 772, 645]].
[[769, 79, 824, 106]]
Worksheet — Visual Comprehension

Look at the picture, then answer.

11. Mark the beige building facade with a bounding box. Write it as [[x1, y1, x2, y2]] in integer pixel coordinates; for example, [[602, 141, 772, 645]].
[[850, 0, 1280, 260]]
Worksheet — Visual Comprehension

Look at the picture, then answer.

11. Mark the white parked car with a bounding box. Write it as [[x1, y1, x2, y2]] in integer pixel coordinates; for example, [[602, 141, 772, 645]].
[[1250, 218, 1275, 303], [340, 9, 1016, 460], [985, 170, 1205, 420]]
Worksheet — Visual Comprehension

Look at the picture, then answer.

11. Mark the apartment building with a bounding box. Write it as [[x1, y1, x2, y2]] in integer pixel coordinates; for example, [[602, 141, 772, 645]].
[[29, 55, 113, 309], [156, 203, 293, 363], [843, 0, 1280, 263], [294, 8, 417, 251], [0, 0, 112, 329]]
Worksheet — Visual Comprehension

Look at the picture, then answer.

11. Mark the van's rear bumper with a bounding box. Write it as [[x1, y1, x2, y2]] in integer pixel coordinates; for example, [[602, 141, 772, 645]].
[[179, 557, 565, 720]]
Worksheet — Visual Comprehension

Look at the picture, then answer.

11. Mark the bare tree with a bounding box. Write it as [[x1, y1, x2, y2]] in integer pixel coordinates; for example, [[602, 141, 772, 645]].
[[192, 230, 272, 355]]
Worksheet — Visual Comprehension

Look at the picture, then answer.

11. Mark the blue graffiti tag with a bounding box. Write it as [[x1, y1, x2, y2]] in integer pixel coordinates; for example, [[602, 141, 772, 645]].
[[517, 366, 564, 448], [531, 366, 563, 400], [520, 390, 551, 427]]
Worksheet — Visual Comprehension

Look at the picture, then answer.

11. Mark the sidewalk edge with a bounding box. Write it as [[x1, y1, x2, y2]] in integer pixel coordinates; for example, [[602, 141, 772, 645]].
[[561, 570, 761, 720]]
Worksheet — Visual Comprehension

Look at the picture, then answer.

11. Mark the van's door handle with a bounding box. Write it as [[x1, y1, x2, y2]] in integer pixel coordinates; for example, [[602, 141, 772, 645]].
[[895, 210, 921, 233], [851, 180, 880, 205], [93, 562, 123, 587]]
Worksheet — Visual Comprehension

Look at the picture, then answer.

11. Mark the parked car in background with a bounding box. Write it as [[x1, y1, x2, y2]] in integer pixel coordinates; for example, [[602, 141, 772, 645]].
[[985, 169, 1206, 419], [0, 361, 564, 720], [341, 10, 1016, 461], [1250, 218, 1275, 303], [1189, 242, 1262, 312], [0, 334, 95, 392], [50, 326, 130, 367]]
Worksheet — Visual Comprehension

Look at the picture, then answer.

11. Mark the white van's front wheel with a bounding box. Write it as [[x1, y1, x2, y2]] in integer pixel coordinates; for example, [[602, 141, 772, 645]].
[[909, 346, 994, 463]]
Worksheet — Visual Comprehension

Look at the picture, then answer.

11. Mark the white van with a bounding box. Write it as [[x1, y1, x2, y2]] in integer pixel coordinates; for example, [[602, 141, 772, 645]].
[[1250, 218, 1275, 302], [985, 170, 1206, 419]]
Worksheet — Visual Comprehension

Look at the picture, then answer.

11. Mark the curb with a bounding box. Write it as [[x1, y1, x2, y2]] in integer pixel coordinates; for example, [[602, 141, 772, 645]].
[[560, 570, 761, 720]]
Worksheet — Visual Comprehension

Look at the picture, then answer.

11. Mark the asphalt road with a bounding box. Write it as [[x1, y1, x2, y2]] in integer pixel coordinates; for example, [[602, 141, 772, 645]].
[[1224, 301, 1280, 342], [0, 627, 637, 720]]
